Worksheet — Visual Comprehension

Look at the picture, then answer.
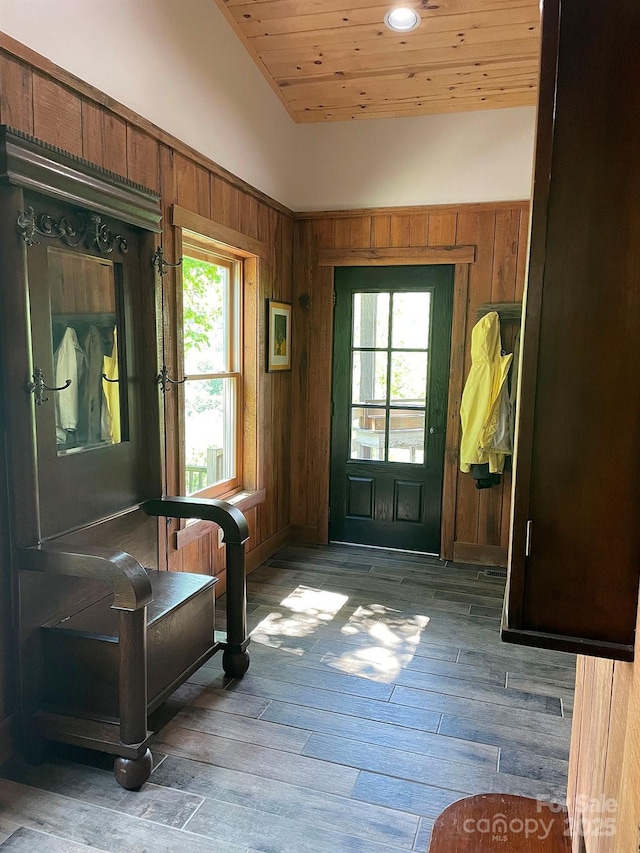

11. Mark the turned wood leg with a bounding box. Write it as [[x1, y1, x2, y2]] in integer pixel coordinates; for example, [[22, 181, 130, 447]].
[[222, 648, 250, 678], [114, 609, 150, 789], [114, 748, 153, 790], [223, 542, 250, 678]]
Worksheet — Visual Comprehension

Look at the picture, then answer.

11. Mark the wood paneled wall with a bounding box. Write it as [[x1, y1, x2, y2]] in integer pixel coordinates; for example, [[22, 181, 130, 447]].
[[291, 203, 529, 563], [568, 592, 640, 851], [0, 36, 293, 738]]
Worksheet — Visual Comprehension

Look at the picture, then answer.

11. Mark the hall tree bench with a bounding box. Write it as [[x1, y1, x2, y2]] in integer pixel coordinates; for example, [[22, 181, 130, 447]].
[[0, 127, 250, 789], [18, 498, 250, 790], [428, 795, 571, 852]]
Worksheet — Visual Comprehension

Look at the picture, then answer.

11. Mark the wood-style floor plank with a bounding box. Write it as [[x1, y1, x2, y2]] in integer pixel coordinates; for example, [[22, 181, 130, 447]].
[[0, 827, 106, 852], [437, 714, 571, 761], [152, 754, 420, 849], [2, 759, 203, 829], [153, 726, 359, 795], [301, 732, 560, 797], [0, 779, 246, 853], [183, 796, 413, 853], [259, 701, 499, 767], [0, 545, 575, 853]]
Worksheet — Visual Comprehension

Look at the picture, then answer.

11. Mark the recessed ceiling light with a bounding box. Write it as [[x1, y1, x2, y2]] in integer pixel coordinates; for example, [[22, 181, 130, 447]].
[[384, 7, 421, 32]]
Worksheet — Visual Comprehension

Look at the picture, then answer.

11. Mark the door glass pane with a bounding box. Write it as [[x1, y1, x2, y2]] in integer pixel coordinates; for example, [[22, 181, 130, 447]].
[[49, 247, 124, 455], [183, 256, 228, 375], [353, 292, 389, 348], [352, 351, 388, 405], [392, 291, 431, 349], [351, 406, 386, 461], [184, 377, 235, 494], [390, 351, 428, 405], [388, 409, 425, 464]]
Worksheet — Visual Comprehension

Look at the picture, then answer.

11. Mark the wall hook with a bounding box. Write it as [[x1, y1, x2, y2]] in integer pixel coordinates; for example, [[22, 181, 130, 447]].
[[26, 367, 72, 406], [152, 246, 183, 277], [156, 364, 186, 393]]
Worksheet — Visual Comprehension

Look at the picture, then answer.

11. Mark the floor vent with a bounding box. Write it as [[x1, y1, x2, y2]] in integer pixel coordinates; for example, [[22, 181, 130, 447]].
[[484, 568, 507, 578]]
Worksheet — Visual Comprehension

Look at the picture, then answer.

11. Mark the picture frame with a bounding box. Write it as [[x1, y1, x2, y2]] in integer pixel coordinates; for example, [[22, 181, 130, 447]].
[[266, 299, 292, 372]]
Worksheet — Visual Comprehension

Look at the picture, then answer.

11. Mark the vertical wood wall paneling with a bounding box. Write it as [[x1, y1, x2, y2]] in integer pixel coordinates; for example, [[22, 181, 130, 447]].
[[477, 208, 520, 548], [222, 180, 241, 233], [257, 208, 276, 545], [127, 126, 160, 192], [441, 264, 470, 561], [306, 264, 334, 543], [372, 215, 391, 247], [102, 113, 128, 176], [81, 100, 105, 169], [289, 221, 314, 540], [292, 204, 528, 562], [427, 213, 457, 246], [569, 591, 640, 851], [82, 101, 128, 177], [0, 54, 34, 131], [453, 211, 496, 549], [32, 74, 83, 156], [277, 214, 293, 534]]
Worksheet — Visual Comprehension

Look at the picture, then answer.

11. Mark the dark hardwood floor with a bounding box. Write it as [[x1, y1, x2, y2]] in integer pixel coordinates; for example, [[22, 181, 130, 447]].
[[0, 544, 575, 852]]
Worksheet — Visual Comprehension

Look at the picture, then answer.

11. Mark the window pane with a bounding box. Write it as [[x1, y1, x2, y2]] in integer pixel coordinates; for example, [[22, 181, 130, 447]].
[[353, 292, 389, 348], [351, 406, 386, 461], [390, 352, 428, 405], [352, 351, 388, 404], [184, 377, 235, 494], [392, 291, 431, 349], [389, 409, 425, 464], [183, 257, 228, 375]]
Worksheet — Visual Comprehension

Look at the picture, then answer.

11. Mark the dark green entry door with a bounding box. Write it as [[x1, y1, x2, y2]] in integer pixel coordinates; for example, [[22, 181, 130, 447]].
[[330, 266, 454, 553]]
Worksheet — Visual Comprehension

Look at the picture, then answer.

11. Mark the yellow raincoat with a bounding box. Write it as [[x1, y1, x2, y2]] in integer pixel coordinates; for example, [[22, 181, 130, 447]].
[[102, 327, 120, 444], [460, 312, 513, 474]]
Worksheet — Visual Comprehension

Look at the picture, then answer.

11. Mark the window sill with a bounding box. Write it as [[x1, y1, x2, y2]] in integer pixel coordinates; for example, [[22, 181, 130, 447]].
[[173, 488, 265, 551]]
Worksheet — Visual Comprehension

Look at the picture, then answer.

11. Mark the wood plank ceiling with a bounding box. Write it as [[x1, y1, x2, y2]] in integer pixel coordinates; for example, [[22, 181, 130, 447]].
[[213, 0, 541, 122]]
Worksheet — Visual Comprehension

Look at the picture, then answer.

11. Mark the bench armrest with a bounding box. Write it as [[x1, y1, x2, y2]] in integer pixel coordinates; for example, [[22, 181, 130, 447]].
[[143, 496, 249, 545], [18, 543, 152, 612]]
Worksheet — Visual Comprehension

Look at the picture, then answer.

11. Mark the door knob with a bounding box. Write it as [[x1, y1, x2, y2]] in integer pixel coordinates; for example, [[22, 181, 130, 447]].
[[429, 426, 438, 435]]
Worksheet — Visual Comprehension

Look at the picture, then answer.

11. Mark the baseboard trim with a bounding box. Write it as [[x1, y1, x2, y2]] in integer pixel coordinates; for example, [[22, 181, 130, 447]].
[[0, 715, 15, 767], [246, 526, 290, 575], [453, 542, 508, 568], [288, 525, 319, 544], [214, 525, 291, 597]]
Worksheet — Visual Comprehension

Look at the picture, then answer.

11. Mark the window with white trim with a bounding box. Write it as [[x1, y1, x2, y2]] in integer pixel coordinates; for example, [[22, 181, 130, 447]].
[[181, 237, 242, 498]]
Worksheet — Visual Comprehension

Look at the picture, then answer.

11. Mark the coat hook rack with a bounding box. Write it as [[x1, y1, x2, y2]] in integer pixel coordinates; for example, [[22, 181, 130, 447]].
[[156, 364, 186, 393], [476, 301, 522, 322], [152, 246, 183, 277], [26, 367, 72, 406]]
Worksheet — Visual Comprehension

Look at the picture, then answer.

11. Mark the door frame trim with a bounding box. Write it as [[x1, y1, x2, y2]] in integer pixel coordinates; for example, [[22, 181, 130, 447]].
[[323, 251, 473, 560], [318, 245, 476, 267]]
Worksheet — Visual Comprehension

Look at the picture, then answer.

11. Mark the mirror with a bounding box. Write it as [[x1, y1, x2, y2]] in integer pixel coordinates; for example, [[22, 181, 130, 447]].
[[48, 247, 125, 454]]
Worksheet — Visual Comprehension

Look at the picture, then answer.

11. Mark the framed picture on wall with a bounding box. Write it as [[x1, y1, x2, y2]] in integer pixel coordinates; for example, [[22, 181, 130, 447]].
[[266, 299, 292, 372]]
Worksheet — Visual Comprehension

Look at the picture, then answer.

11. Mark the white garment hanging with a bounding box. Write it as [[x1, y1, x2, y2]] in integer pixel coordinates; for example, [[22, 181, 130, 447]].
[[53, 326, 85, 444]]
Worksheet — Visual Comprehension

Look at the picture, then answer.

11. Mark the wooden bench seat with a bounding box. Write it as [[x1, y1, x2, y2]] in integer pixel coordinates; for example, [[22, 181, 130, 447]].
[[41, 570, 218, 720], [428, 794, 571, 852]]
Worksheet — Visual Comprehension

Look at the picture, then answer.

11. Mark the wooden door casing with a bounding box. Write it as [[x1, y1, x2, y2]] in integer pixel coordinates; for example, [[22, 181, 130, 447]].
[[330, 265, 454, 553]]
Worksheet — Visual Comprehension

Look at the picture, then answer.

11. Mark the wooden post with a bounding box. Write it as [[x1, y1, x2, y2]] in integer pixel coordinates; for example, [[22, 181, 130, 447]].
[[117, 608, 148, 745], [224, 542, 247, 649]]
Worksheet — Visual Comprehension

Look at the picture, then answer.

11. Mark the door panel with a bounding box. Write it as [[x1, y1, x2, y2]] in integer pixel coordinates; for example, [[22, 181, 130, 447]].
[[330, 265, 453, 553]]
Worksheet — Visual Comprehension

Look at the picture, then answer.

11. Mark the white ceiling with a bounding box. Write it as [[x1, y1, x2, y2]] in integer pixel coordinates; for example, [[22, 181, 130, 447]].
[[0, 0, 535, 210]]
